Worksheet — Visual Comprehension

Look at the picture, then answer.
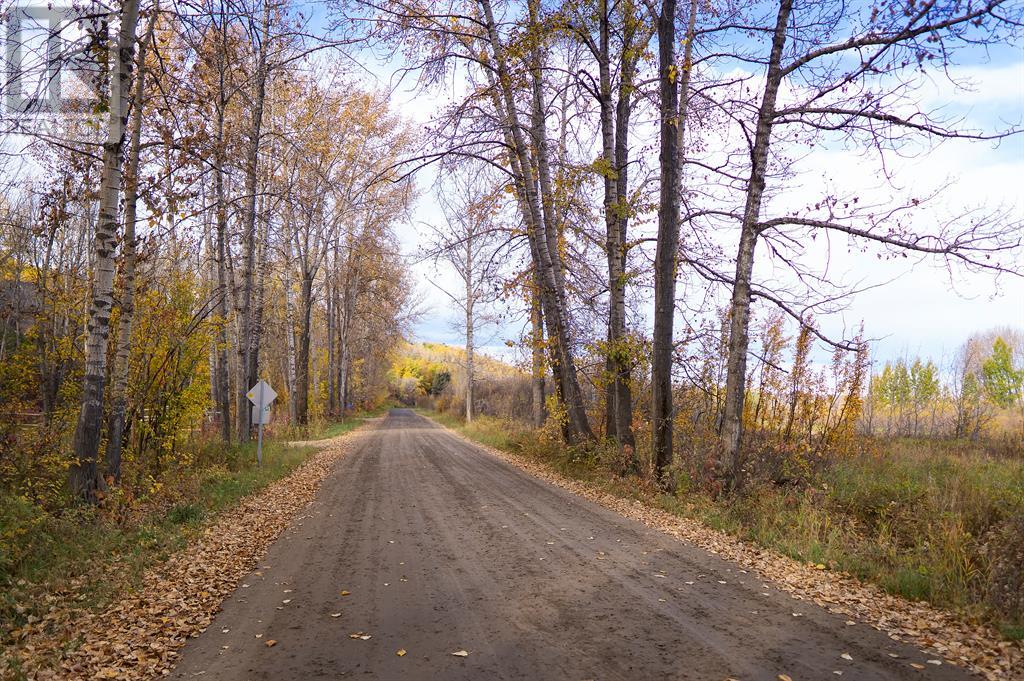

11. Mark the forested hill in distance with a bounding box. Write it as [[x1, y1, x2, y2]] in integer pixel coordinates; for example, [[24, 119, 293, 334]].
[[396, 342, 525, 380], [389, 342, 533, 419]]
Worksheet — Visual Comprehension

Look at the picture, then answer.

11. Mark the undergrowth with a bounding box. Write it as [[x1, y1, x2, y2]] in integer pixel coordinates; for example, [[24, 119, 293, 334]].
[[0, 413, 372, 643], [424, 410, 1024, 641]]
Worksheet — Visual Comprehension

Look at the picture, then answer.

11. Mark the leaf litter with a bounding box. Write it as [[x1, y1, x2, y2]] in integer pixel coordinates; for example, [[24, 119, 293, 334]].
[[443, 428, 1024, 681], [0, 429, 368, 680]]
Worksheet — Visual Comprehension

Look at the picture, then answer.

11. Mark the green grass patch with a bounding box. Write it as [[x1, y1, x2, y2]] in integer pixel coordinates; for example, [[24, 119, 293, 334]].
[[1002, 624, 1024, 641], [302, 402, 395, 440]]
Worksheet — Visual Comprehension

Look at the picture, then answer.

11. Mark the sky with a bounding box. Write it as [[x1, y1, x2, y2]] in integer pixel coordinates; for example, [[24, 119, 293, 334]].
[[364, 22, 1024, 373], [6, 0, 1022, 374]]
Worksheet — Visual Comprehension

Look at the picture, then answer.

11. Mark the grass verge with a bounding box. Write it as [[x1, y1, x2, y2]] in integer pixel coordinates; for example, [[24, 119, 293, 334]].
[[303, 403, 393, 440], [0, 414, 370, 643], [422, 410, 1024, 640]]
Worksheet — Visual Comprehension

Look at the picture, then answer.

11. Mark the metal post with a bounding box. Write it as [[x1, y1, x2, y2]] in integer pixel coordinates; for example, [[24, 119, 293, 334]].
[[256, 379, 264, 467]]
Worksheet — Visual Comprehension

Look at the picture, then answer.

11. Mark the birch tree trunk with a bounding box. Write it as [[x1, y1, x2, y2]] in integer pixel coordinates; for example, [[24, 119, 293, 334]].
[[69, 0, 142, 500], [105, 12, 153, 483], [236, 0, 271, 442], [211, 15, 232, 443], [284, 238, 298, 424], [718, 0, 793, 491]]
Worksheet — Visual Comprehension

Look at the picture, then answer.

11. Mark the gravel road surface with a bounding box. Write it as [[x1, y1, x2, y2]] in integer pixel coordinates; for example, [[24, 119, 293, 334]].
[[169, 409, 970, 681]]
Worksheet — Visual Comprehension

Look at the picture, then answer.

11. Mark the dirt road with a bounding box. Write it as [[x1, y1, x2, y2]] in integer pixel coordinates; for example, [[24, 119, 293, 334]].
[[169, 409, 970, 681]]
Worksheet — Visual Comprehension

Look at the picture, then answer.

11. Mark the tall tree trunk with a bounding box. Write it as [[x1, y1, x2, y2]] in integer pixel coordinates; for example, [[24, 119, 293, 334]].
[[294, 274, 313, 424], [465, 244, 475, 422], [213, 132, 232, 442], [526, 0, 593, 443], [718, 0, 793, 491], [531, 278, 547, 428], [651, 0, 681, 485], [236, 0, 271, 442], [599, 0, 618, 441], [284, 239, 298, 424], [211, 13, 232, 444], [205, 206, 221, 422], [69, 0, 141, 500], [650, 0, 698, 484], [600, 0, 638, 449], [479, 0, 593, 444], [105, 12, 153, 483], [250, 185, 270, 386], [344, 270, 359, 408], [465, 299, 474, 422], [327, 261, 337, 416], [338, 256, 354, 413]]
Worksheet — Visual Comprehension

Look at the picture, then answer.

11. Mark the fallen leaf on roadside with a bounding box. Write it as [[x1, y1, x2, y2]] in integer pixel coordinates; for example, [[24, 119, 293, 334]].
[[778, 675, 793, 681], [330, 613, 342, 617], [396, 649, 407, 657], [910, 663, 925, 669], [926, 660, 942, 665], [340, 590, 351, 596], [840, 653, 853, 661], [265, 640, 277, 647], [0, 434, 365, 681], [282, 599, 292, 604], [452, 650, 469, 657], [450, 432, 1024, 681]]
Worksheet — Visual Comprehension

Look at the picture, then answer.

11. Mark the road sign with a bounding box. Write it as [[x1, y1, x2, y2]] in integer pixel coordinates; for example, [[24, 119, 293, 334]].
[[246, 379, 277, 408], [246, 379, 276, 467], [252, 403, 271, 425]]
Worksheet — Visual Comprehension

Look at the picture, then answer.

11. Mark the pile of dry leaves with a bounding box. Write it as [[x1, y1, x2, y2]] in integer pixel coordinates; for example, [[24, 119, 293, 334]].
[[1, 427, 368, 681], [449, 429, 1024, 681]]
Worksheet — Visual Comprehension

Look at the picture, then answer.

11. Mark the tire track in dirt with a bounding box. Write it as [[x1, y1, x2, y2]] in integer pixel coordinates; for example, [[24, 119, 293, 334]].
[[167, 409, 975, 681]]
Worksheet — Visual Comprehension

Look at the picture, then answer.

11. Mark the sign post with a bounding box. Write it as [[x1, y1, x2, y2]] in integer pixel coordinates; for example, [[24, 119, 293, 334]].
[[246, 379, 277, 467]]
